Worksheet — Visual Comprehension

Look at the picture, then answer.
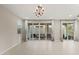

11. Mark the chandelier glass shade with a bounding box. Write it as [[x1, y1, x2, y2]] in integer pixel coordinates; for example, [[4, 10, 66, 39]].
[[34, 5, 44, 17]]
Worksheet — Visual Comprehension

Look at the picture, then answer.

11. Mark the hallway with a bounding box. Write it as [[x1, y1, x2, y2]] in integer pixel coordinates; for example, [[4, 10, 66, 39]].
[[3, 40, 79, 55]]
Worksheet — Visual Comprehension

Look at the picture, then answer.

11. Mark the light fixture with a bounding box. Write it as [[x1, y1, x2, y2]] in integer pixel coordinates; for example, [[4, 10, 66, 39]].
[[34, 5, 44, 17]]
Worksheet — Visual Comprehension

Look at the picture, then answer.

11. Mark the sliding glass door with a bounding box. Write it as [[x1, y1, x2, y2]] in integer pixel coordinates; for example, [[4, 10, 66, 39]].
[[61, 21, 74, 40], [28, 22, 52, 40]]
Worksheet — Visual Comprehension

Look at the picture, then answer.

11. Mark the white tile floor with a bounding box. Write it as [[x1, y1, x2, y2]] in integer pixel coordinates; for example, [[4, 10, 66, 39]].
[[3, 40, 79, 55]]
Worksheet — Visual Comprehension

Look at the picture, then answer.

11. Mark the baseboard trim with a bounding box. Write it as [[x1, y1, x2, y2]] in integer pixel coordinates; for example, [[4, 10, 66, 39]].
[[0, 42, 20, 55]]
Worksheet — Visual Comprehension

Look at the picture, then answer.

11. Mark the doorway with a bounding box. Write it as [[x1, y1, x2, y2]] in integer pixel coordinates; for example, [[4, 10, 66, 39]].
[[28, 21, 52, 40], [61, 21, 74, 41]]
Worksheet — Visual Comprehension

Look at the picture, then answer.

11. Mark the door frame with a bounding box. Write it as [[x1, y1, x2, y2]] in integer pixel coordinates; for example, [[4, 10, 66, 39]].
[[27, 20, 52, 40], [60, 20, 75, 41]]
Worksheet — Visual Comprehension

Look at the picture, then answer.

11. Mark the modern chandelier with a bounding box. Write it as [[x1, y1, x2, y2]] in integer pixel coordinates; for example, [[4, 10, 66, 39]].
[[34, 5, 44, 17]]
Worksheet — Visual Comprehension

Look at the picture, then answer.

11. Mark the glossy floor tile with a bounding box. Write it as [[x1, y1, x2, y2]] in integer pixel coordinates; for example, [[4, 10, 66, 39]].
[[3, 40, 79, 55]]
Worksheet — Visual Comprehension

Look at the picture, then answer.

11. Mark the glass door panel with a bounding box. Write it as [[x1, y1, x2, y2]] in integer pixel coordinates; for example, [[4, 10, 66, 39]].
[[47, 24, 52, 40], [62, 23, 74, 40], [28, 24, 33, 40], [28, 22, 52, 40], [40, 25, 46, 40], [33, 25, 40, 40], [28, 23, 40, 40]]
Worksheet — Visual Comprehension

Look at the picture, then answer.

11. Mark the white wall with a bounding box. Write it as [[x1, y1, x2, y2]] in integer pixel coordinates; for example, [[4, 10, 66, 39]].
[[74, 20, 79, 41], [0, 6, 21, 54], [53, 20, 61, 42], [77, 21, 79, 41], [25, 20, 28, 40], [51, 20, 55, 41]]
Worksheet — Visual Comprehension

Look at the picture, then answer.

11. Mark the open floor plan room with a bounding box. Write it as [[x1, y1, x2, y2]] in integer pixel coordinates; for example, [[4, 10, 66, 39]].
[[1, 4, 79, 55]]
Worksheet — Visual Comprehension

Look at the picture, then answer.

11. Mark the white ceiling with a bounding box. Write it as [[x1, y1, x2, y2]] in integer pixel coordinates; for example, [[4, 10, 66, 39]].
[[2, 4, 79, 19]]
